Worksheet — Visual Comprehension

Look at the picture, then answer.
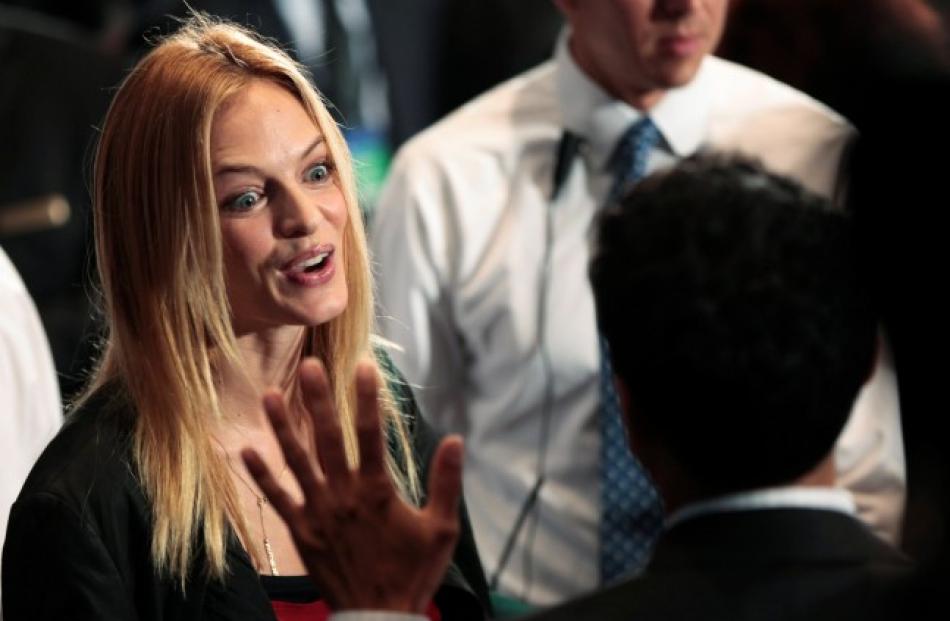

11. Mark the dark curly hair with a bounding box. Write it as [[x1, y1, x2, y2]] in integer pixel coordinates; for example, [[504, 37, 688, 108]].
[[590, 155, 877, 494]]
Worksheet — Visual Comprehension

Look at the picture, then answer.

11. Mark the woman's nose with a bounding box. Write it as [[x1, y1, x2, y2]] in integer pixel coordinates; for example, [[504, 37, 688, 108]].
[[275, 185, 321, 238]]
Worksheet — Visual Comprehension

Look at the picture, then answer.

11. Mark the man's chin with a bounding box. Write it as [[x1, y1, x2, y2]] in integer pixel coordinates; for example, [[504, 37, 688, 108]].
[[657, 63, 699, 90], [652, 58, 706, 90]]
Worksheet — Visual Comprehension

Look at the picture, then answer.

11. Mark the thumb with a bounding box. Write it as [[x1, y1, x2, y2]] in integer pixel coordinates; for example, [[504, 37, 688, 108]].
[[425, 435, 464, 527]]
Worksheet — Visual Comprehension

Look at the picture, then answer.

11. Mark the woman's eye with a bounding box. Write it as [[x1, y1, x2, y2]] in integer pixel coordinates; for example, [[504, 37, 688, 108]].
[[305, 163, 332, 183], [223, 191, 261, 212]]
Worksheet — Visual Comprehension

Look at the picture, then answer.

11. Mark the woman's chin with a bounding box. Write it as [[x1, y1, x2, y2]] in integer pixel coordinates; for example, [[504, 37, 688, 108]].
[[294, 296, 349, 328]]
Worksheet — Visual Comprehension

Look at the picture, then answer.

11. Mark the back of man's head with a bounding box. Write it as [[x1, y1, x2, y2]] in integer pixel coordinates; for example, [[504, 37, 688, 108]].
[[590, 155, 876, 496]]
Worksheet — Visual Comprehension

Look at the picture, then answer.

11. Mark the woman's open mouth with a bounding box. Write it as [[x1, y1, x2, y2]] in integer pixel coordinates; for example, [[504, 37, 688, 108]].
[[282, 245, 336, 286]]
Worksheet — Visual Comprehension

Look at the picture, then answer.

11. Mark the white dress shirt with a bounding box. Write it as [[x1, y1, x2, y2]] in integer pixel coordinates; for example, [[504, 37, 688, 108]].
[[0, 246, 62, 608], [371, 33, 904, 605]]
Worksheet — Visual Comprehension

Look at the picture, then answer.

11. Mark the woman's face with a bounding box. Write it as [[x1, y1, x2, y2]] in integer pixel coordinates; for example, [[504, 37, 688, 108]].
[[211, 80, 349, 335]]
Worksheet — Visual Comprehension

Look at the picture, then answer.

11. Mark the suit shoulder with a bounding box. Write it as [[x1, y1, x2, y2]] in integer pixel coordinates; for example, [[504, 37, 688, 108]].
[[520, 578, 675, 621]]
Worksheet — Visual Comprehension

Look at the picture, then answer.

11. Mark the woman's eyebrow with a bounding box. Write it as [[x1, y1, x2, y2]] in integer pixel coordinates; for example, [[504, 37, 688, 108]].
[[214, 163, 261, 177], [213, 136, 327, 177], [298, 135, 326, 161]]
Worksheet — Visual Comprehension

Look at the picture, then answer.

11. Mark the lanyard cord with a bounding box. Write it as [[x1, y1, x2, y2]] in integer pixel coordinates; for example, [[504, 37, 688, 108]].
[[488, 131, 582, 596]]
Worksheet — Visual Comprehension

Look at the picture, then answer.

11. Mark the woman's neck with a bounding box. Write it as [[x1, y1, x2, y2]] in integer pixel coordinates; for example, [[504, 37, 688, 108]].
[[216, 325, 306, 432]]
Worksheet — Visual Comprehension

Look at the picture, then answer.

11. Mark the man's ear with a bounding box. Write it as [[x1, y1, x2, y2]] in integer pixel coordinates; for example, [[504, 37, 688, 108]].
[[865, 329, 883, 386], [614, 373, 651, 468], [614, 374, 638, 448], [615, 374, 631, 421], [552, 0, 577, 18]]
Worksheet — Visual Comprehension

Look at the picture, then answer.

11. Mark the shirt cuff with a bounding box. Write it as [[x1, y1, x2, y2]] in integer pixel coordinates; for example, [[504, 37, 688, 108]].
[[329, 612, 428, 621]]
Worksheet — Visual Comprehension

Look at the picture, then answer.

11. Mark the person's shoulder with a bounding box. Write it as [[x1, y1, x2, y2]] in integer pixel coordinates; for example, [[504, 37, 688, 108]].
[[393, 60, 560, 170], [0, 248, 61, 426], [700, 57, 855, 198], [15, 381, 139, 515], [0, 249, 44, 336], [704, 56, 853, 135]]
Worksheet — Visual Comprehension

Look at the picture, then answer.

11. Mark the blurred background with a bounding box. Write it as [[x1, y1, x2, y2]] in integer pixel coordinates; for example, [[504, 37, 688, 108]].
[[2, 0, 949, 594], [0, 0, 565, 398]]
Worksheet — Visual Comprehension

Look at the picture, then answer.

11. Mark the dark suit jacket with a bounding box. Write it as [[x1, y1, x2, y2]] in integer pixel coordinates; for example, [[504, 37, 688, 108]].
[[522, 508, 912, 621]]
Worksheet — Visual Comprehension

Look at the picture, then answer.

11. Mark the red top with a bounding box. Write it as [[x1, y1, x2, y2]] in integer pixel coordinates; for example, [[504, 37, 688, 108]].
[[271, 600, 442, 621]]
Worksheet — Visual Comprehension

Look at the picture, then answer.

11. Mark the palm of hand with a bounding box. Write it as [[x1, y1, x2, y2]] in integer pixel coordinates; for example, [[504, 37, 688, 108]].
[[243, 358, 463, 613]]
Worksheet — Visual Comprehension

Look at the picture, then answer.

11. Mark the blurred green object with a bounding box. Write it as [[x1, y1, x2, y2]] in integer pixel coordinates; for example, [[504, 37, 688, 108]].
[[345, 126, 391, 217], [490, 591, 537, 619]]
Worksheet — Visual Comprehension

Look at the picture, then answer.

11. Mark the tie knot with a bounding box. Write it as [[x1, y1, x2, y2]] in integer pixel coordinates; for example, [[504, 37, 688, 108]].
[[610, 118, 660, 176], [606, 118, 661, 205]]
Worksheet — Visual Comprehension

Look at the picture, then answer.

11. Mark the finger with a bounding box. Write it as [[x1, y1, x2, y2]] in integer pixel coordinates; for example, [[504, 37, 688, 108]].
[[241, 447, 302, 529], [424, 435, 464, 527], [300, 358, 351, 487], [355, 361, 388, 480], [262, 391, 324, 503]]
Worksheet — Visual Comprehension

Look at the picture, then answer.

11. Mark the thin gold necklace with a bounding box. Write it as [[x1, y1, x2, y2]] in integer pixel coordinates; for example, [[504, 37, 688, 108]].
[[218, 441, 288, 576]]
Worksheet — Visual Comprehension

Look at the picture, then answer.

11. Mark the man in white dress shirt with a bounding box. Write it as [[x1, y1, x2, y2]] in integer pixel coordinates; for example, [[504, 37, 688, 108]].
[[371, 0, 904, 605]]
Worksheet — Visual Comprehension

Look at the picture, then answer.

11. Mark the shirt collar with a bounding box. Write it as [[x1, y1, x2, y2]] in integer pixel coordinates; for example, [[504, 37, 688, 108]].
[[554, 28, 714, 169], [665, 486, 857, 531]]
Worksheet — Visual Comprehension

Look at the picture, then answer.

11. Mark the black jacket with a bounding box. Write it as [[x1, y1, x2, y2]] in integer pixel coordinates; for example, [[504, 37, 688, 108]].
[[3, 371, 489, 620], [521, 507, 913, 621]]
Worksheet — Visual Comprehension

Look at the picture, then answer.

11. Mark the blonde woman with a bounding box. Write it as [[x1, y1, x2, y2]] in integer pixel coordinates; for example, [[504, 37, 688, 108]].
[[2, 16, 487, 621]]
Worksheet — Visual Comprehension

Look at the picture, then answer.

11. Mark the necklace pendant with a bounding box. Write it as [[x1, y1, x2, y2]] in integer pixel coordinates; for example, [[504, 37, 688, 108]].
[[263, 536, 279, 576]]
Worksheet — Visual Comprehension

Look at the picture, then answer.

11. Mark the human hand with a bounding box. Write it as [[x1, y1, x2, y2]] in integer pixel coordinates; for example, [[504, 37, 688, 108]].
[[242, 357, 463, 613]]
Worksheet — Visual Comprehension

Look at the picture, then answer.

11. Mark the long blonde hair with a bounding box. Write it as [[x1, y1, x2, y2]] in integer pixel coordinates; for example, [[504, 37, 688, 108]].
[[82, 15, 419, 585]]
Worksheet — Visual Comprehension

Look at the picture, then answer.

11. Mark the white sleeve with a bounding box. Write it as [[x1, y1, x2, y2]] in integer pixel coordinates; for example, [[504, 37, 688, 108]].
[[835, 329, 905, 544], [370, 151, 467, 434], [0, 248, 62, 560]]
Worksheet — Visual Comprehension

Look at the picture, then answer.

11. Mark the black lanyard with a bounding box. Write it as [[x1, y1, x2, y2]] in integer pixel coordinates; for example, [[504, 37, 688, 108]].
[[551, 130, 582, 201], [490, 128, 584, 593]]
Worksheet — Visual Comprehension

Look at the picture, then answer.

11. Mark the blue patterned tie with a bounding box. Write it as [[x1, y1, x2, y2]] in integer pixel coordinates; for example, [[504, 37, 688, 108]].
[[599, 118, 664, 583]]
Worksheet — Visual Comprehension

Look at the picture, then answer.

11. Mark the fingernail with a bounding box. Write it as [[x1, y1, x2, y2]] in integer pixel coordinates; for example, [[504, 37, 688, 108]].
[[444, 440, 463, 468]]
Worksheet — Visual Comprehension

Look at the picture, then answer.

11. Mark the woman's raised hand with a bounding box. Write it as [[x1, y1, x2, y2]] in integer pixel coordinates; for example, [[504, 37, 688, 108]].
[[242, 357, 463, 613]]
